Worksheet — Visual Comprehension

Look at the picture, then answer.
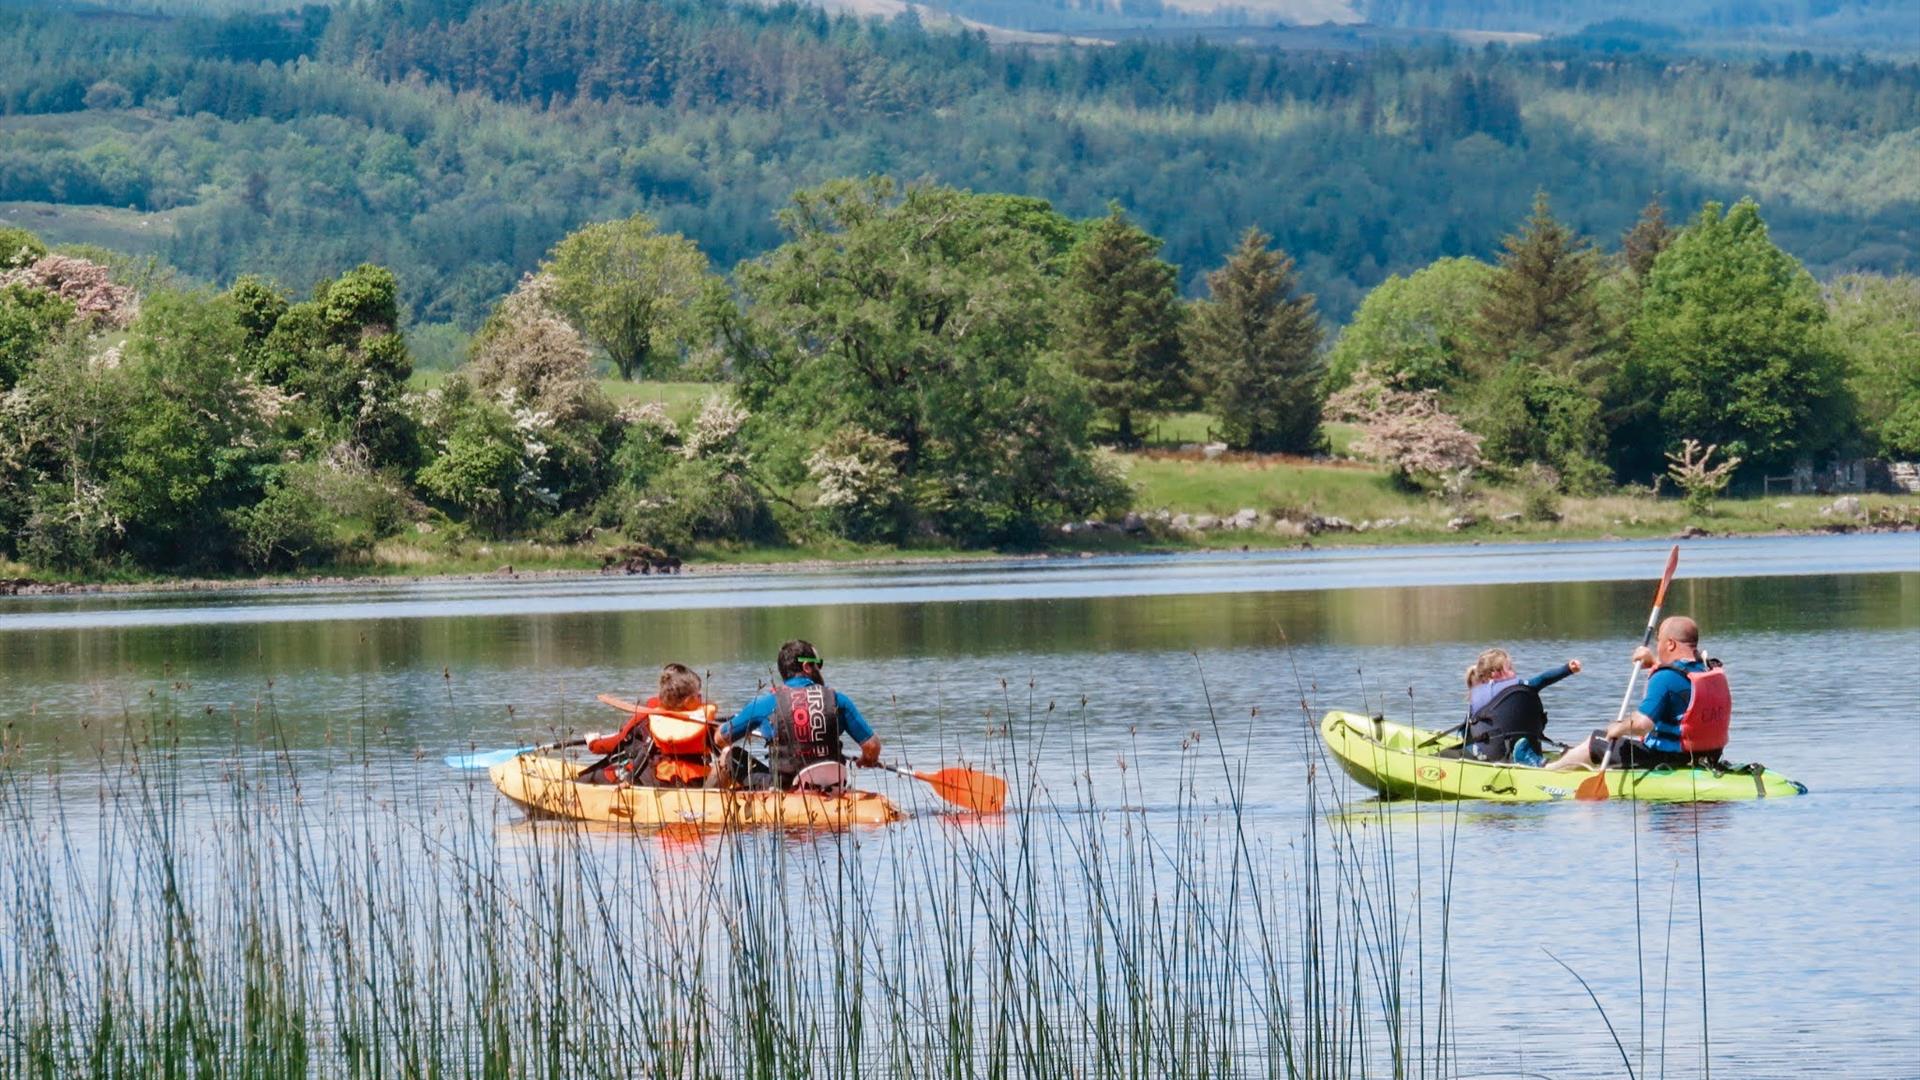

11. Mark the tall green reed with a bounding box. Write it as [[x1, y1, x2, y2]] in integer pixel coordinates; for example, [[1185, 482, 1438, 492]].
[[2, 685, 1475, 1079]]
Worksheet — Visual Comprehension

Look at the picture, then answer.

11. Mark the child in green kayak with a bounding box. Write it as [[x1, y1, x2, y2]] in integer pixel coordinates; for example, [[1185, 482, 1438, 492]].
[[1458, 648, 1582, 765]]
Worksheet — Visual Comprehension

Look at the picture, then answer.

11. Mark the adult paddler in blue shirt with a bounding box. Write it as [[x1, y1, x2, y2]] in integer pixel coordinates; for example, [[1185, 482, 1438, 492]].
[[710, 639, 883, 789], [1546, 615, 1731, 772]]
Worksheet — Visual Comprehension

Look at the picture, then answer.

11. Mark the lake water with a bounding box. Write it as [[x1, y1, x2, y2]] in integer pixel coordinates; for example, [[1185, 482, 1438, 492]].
[[3, 534, 1917, 1077]]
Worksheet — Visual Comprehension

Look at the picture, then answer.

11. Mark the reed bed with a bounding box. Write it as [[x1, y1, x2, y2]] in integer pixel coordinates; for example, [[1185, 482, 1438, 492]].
[[0, 693, 1476, 1079]]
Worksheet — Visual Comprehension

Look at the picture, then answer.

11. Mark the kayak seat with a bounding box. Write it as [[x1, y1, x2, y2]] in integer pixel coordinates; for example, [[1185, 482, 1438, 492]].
[[791, 761, 849, 792]]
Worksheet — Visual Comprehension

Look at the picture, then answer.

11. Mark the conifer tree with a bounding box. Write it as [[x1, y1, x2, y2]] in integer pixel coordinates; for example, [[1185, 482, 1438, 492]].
[[1470, 191, 1607, 389], [1621, 197, 1673, 282], [1059, 206, 1186, 446], [1186, 228, 1324, 454]]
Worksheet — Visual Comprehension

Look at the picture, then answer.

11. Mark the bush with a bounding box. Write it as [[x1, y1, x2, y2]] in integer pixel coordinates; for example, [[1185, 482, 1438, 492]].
[[616, 458, 777, 552], [1325, 369, 1484, 487], [0, 227, 47, 270], [1667, 438, 1740, 514], [806, 428, 907, 542], [1881, 399, 1920, 461], [17, 481, 120, 572], [1470, 363, 1607, 494], [1520, 482, 1562, 523], [416, 400, 526, 533], [230, 479, 332, 571]]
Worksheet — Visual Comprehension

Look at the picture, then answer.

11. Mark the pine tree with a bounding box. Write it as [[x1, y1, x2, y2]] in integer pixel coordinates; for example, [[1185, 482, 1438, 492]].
[[1186, 228, 1324, 454], [1621, 198, 1673, 282], [1470, 191, 1607, 389], [1058, 206, 1186, 446]]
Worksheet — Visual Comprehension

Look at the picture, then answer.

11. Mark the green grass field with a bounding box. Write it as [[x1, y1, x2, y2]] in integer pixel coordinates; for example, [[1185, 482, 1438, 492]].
[[1126, 454, 1416, 520], [0, 200, 178, 257], [405, 373, 721, 425]]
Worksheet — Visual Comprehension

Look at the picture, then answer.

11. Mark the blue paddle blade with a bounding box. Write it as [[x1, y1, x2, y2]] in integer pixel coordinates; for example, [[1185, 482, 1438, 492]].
[[444, 746, 534, 769]]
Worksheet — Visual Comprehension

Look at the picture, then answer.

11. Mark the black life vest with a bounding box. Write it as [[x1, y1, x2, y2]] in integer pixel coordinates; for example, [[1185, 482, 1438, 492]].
[[1462, 682, 1550, 763], [769, 681, 843, 784]]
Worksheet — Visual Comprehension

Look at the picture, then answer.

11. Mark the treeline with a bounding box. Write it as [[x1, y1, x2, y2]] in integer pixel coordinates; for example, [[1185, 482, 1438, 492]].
[[2, 182, 1915, 577], [0, 0, 1915, 329]]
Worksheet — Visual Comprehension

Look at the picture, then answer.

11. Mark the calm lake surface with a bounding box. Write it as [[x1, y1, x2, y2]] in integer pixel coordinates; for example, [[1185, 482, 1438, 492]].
[[4, 534, 1918, 1077]]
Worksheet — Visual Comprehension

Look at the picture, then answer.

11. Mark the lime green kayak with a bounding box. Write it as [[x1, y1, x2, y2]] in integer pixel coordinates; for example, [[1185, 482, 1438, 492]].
[[1319, 710, 1807, 803]]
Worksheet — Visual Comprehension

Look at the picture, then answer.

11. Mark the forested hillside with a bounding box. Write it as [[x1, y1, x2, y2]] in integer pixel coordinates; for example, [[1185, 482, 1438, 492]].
[[1, 0, 1915, 334], [1361, 1, 1920, 48]]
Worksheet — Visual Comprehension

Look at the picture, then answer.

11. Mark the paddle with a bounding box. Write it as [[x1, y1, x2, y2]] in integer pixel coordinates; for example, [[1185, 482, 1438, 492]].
[[447, 693, 692, 770], [596, 692, 719, 722], [444, 739, 585, 770], [1577, 545, 1681, 802], [869, 762, 1008, 813]]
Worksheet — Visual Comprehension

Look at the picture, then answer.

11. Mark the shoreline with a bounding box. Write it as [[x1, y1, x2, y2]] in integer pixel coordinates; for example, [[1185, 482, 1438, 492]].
[[4, 520, 1911, 600]]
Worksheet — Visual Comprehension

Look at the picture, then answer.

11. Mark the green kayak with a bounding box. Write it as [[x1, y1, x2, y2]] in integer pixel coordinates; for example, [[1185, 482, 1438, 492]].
[[1319, 710, 1807, 803]]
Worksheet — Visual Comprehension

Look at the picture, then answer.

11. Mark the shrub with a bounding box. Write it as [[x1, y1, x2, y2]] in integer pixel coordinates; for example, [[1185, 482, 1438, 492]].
[[807, 428, 907, 542], [1521, 484, 1562, 523], [1667, 438, 1740, 514], [231, 479, 332, 571], [1325, 369, 1484, 486], [0, 227, 47, 270]]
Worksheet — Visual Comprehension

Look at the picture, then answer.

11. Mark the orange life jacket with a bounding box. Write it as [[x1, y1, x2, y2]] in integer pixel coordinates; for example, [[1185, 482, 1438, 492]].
[[1676, 666, 1731, 754], [644, 702, 717, 783]]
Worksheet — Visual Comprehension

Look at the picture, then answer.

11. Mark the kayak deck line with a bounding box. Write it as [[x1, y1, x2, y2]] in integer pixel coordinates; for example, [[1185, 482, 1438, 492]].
[[488, 752, 906, 827], [1318, 710, 1808, 803]]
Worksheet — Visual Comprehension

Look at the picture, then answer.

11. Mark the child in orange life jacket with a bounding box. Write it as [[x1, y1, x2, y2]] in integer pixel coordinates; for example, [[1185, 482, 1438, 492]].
[[580, 664, 719, 786]]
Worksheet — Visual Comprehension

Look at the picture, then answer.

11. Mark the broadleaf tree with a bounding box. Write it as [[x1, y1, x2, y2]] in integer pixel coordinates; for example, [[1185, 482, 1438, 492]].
[[731, 178, 1126, 544], [1618, 199, 1850, 480], [544, 213, 714, 380]]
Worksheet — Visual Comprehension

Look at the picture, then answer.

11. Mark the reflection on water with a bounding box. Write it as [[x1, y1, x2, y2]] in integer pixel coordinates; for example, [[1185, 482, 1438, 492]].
[[2, 539, 1917, 1076]]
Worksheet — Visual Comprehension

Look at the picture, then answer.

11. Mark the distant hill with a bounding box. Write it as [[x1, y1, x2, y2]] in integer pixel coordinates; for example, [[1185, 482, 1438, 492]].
[[0, 0, 1913, 329], [1360, 0, 1920, 50]]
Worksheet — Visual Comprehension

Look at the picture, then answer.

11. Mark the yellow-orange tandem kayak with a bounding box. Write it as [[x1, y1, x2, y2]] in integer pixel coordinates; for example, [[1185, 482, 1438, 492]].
[[488, 753, 905, 827], [1319, 710, 1807, 803]]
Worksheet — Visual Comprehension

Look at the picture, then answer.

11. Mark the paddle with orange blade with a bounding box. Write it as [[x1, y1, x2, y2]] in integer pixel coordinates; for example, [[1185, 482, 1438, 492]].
[[1578, 545, 1682, 802], [871, 762, 1008, 813]]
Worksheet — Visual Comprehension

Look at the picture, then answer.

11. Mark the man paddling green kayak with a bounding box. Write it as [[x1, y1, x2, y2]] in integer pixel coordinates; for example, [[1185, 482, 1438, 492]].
[[1546, 615, 1728, 772]]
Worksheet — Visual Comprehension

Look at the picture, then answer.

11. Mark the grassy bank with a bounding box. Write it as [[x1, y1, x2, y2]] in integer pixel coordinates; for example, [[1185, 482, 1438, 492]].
[[3, 479, 1910, 591]]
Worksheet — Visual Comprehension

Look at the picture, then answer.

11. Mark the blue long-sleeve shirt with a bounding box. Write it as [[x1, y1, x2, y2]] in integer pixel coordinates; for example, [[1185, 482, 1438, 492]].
[[1467, 663, 1574, 718], [719, 676, 875, 745]]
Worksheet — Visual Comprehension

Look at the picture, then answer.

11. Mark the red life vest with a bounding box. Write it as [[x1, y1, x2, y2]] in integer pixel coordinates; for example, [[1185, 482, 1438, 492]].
[[1676, 666, 1731, 754]]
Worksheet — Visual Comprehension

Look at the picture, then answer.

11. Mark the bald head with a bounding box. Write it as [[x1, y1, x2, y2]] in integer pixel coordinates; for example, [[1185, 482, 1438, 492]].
[[1659, 615, 1699, 651]]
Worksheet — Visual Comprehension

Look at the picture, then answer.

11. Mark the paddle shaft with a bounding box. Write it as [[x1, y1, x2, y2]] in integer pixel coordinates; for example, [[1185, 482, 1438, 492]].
[[598, 693, 718, 724], [445, 737, 587, 769], [1599, 545, 1681, 771], [866, 761, 1008, 813]]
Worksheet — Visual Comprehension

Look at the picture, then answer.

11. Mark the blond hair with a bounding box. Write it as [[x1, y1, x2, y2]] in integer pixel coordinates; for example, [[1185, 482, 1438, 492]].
[[1467, 648, 1512, 688], [657, 663, 703, 710]]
